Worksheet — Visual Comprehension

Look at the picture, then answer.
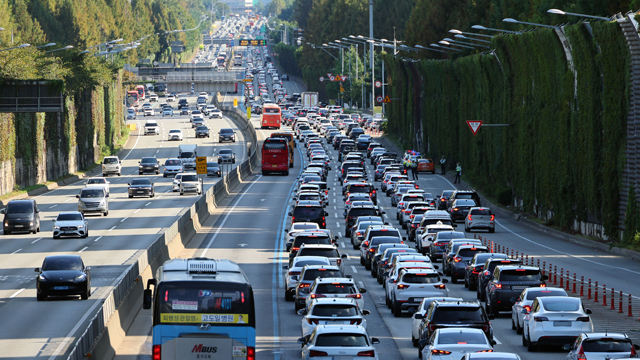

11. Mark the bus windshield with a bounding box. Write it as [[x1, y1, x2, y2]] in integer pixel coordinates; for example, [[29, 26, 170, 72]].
[[156, 282, 254, 327], [264, 142, 287, 150]]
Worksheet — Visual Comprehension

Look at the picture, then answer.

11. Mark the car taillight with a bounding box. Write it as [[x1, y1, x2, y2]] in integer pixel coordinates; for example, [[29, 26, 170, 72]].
[[291, 216, 295, 222], [453, 207, 459, 211], [347, 293, 362, 299], [534, 316, 549, 322], [412, 224, 417, 228], [540, 283, 547, 287], [415, 185, 419, 189], [288, 271, 300, 276], [356, 231, 363, 236], [494, 283, 502, 289], [346, 200, 351, 205], [434, 284, 446, 289], [350, 319, 363, 325], [490, 214, 495, 221], [441, 198, 446, 202], [482, 325, 489, 332], [468, 214, 472, 221], [247, 346, 255, 360], [397, 284, 410, 289], [454, 256, 462, 262], [310, 294, 326, 299], [410, 215, 415, 219], [431, 349, 451, 355], [369, 248, 375, 252], [363, 241, 369, 247], [307, 318, 319, 324], [404, 209, 411, 213], [372, 190, 376, 194], [576, 316, 590, 322], [153, 345, 161, 360], [336, 259, 342, 266], [576, 345, 587, 360], [292, 247, 299, 251], [288, 232, 295, 237], [322, 217, 325, 227], [484, 270, 490, 276], [309, 350, 329, 357], [523, 305, 531, 313], [357, 350, 376, 357], [428, 323, 436, 332], [629, 344, 637, 357], [477, 349, 494, 353], [299, 283, 310, 288]]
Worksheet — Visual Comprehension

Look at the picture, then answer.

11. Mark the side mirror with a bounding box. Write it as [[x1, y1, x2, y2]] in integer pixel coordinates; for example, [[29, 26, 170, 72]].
[[334, 236, 339, 240], [282, 265, 289, 270], [585, 308, 592, 314], [297, 337, 306, 344], [491, 340, 497, 346], [371, 338, 380, 345], [324, 211, 329, 216], [359, 288, 367, 293], [402, 237, 407, 241], [542, 275, 549, 280], [76, 195, 80, 198], [433, 265, 439, 270], [143, 289, 153, 309], [285, 228, 289, 232], [296, 309, 307, 316], [362, 309, 371, 315], [127, 183, 131, 186], [0, 209, 4, 214], [86, 266, 91, 271], [488, 314, 495, 320], [634, 344, 640, 351], [138, 161, 141, 163], [341, 254, 348, 259], [414, 313, 423, 319], [105, 194, 109, 198], [34, 268, 40, 272], [288, 212, 293, 216], [562, 344, 572, 351]]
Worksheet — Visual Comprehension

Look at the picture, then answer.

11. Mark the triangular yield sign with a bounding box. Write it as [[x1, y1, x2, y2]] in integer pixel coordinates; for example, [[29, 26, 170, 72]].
[[334, 75, 342, 82], [383, 95, 391, 103], [466, 120, 483, 135], [327, 73, 333, 78], [341, 75, 348, 81]]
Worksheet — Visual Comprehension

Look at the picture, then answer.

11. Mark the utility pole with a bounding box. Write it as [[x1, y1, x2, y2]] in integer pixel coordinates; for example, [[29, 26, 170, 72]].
[[369, 0, 374, 110]]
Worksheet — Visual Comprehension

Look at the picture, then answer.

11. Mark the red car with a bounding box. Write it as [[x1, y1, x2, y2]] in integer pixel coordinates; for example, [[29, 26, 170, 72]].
[[417, 158, 435, 174]]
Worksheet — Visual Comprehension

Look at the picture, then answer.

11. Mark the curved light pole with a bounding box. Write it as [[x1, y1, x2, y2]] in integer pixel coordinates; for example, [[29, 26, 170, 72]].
[[443, 37, 489, 49], [547, 8, 611, 21], [426, 43, 460, 52], [454, 34, 491, 44], [36, 43, 56, 49], [0, 43, 30, 52], [439, 40, 474, 51], [471, 25, 519, 34], [449, 29, 494, 39], [503, 18, 559, 29], [45, 45, 73, 54]]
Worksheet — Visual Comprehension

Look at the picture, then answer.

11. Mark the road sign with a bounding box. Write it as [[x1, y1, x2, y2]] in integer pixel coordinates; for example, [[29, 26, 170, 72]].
[[340, 86, 345, 93], [196, 157, 207, 175], [329, 76, 335, 81], [466, 120, 483, 136], [242, 78, 252, 82], [247, 106, 251, 120], [319, 76, 324, 82], [341, 76, 348, 81], [376, 95, 383, 103], [233, 98, 238, 108], [334, 75, 342, 82], [327, 73, 333, 78], [239, 39, 267, 46], [375, 81, 382, 88], [383, 95, 391, 103]]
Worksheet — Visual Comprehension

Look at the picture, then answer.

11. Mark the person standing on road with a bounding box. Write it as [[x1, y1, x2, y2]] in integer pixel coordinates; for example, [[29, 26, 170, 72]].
[[440, 155, 446, 175], [411, 160, 419, 180], [454, 162, 462, 184]]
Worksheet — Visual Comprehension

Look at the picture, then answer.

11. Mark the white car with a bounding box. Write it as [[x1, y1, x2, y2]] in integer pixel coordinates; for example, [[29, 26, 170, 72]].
[[166, 94, 176, 102], [172, 173, 183, 192], [389, 268, 448, 317], [285, 222, 321, 251], [85, 177, 110, 195], [304, 277, 366, 311], [209, 109, 223, 119], [149, 93, 158, 102], [420, 328, 495, 360], [511, 287, 567, 334], [179, 172, 202, 195], [523, 296, 593, 352], [563, 332, 640, 360], [52, 211, 88, 239], [143, 107, 155, 116], [168, 129, 183, 141], [299, 325, 380, 360], [299, 298, 370, 338], [411, 297, 463, 347], [385, 260, 435, 306], [162, 107, 173, 116], [282, 256, 330, 301]]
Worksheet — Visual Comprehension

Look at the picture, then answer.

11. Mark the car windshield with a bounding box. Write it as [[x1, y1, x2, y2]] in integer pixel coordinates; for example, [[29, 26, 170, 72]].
[[525, 289, 566, 300], [437, 232, 466, 240], [207, 162, 219, 168], [220, 129, 234, 134], [311, 304, 359, 317], [219, 150, 233, 155], [182, 175, 198, 182], [438, 332, 487, 345], [455, 199, 478, 206], [458, 248, 487, 258], [500, 269, 541, 281], [103, 158, 118, 164], [541, 298, 580, 311], [131, 179, 151, 185], [299, 248, 339, 258], [87, 178, 106, 184], [141, 158, 156, 164], [432, 307, 484, 322], [470, 208, 492, 215], [315, 334, 369, 347], [293, 235, 332, 247], [293, 259, 329, 268], [303, 269, 342, 280], [403, 274, 440, 284], [165, 160, 181, 166], [197, 126, 208, 131], [80, 189, 104, 198], [315, 284, 355, 294], [57, 213, 82, 221], [292, 223, 320, 231], [348, 208, 377, 217], [582, 339, 633, 352], [43, 257, 82, 271]]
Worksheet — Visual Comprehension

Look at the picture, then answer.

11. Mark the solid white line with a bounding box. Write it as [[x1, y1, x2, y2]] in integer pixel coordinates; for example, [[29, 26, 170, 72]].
[[145, 202, 152, 206], [11, 249, 22, 255], [334, 213, 338, 218], [340, 242, 345, 248], [336, 222, 340, 227], [338, 232, 342, 238], [134, 209, 141, 214], [120, 217, 128, 223], [9, 288, 25, 298], [32, 238, 42, 244], [108, 226, 116, 232], [78, 247, 88, 253], [64, 198, 73, 202], [49, 205, 57, 209], [201, 175, 263, 256], [94, 236, 103, 242], [346, 254, 351, 260], [351, 266, 358, 274], [122, 118, 142, 160]]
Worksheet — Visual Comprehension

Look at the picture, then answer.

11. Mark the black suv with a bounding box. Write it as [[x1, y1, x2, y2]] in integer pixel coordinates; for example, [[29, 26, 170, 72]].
[[447, 190, 481, 210], [195, 125, 210, 138], [485, 265, 547, 316], [138, 157, 160, 174], [417, 300, 495, 356], [344, 206, 383, 236], [294, 264, 344, 311], [345, 183, 377, 205], [359, 225, 404, 268], [463, 253, 508, 291], [289, 201, 328, 229], [218, 128, 236, 143], [476, 257, 521, 301], [288, 231, 335, 263]]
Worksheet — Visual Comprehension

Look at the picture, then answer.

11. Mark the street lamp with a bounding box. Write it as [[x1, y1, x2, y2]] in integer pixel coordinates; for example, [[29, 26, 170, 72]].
[[471, 25, 519, 34], [503, 18, 559, 29], [439, 40, 475, 50], [45, 45, 73, 54], [36, 43, 56, 49], [426, 43, 460, 52], [547, 8, 611, 21], [0, 43, 30, 52], [443, 37, 489, 48], [454, 34, 491, 44], [449, 29, 494, 39]]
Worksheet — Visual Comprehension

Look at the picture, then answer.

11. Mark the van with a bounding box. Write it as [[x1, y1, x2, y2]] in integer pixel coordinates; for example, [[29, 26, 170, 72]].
[[1, 199, 41, 235], [178, 144, 198, 170], [77, 187, 109, 216], [102, 156, 121, 176]]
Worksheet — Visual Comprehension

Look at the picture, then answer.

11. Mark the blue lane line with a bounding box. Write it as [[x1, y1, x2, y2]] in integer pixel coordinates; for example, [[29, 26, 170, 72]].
[[271, 135, 305, 359]]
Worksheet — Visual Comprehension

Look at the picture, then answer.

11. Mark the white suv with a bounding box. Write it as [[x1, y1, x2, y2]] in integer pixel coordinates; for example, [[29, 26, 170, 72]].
[[102, 156, 121, 176], [389, 268, 448, 317], [298, 325, 380, 359], [179, 172, 202, 195], [304, 277, 366, 311]]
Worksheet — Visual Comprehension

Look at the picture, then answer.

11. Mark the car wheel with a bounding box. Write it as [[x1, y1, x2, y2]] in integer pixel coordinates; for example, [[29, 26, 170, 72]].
[[360, 256, 365, 266], [489, 228, 495, 233], [104, 211, 108, 216], [451, 276, 457, 284], [129, 195, 133, 198], [180, 192, 184, 195], [285, 290, 293, 302], [393, 301, 402, 317], [151, 193, 155, 198], [83, 230, 88, 238], [464, 276, 469, 288], [469, 281, 476, 291], [53, 234, 59, 239], [512, 317, 517, 330], [465, 226, 470, 232], [118, 173, 121, 176], [527, 331, 537, 352], [516, 319, 523, 334], [364, 262, 371, 271], [522, 330, 528, 346], [156, 171, 159, 174], [37, 292, 46, 301], [81, 288, 90, 300], [294, 301, 302, 312], [163, 174, 167, 178]]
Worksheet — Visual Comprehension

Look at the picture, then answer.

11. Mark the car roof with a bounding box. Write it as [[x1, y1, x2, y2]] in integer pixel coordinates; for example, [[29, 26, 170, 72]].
[[433, 300, 482, 308], [580, 333, 630, 340], [57, 211, 82, 216], [494, 265, 539, 271], [299, 244, 337, 249], [313, 324, 368, 335], [401, 268, 438, 275], [309, 298, 359, 306], [313, 277, 355, 284], [292, 255, 331, 263], [301, 264, 341, 271]]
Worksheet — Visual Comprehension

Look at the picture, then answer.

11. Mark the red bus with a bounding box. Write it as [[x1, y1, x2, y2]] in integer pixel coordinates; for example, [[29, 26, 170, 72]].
[[135, 85, 146, 100], [127, 91, 139, 107], [262, 137, 290, 176], [261, 103, 281, 129]]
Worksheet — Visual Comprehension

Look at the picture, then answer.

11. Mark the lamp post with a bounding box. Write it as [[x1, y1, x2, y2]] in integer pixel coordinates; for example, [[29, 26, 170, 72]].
[[449, 29, 494, 39], [36, 43, 56, 49], [443, 37, 490, 49], [422, 44, 458, 53], [547, 8, 611, 21], [503, 18, 560, 29], [471, 25, 519, 34], [45, 45, 73, 54], [453, 34, 492, 44], [0, 43, 30, 52], [439, 40, 475, 51]]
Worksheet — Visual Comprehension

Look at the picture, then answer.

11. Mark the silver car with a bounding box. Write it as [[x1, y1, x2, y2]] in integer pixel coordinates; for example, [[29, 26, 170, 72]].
[[53, 212, 89, 238], [464, 207, 495, 233], [163, 158, 183, 177], [172, 173, 183, 192], [282, 256, 330, 301], [179, 173, 202, 195], [77, 187, 108, 216]]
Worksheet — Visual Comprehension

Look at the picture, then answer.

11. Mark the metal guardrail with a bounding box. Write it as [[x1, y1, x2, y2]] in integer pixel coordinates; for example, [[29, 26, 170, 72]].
[[165, 74, 237, 83]]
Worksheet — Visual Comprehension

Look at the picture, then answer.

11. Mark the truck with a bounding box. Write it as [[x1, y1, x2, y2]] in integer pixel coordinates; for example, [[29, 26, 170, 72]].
[[178, 144, 198, 170], [301, 92, 319, 109]]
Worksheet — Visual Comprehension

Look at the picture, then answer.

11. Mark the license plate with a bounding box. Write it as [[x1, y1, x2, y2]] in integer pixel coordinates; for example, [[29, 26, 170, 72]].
[[512, 286, 528, 290], [554, 321, 571, 327], [322, 320, 348, 325], [54, 286, 68, 290], [137, 191, 145, 194], [273, 165, 278, 167], [14, 225, 24, 228]]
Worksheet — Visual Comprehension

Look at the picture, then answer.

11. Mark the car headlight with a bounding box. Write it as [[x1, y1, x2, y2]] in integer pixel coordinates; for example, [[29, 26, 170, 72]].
[[74, 274, 87, 282], [38, 274, 48, 282], [54, 225, 60, 230], [138, 165, 143, 168], [99, 201, 105, 205], [77, 225, 84, 229]]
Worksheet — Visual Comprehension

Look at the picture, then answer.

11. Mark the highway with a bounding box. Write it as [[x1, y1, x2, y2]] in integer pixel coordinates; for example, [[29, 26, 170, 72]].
[[0, 93, 248, 359]]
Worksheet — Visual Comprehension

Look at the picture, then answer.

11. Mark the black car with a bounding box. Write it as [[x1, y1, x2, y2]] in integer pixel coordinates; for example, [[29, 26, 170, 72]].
[[207, 162, 221, 177], [448, 198, 480, 222], [138, 157, 160, 175], [217, 149, 236, 164], [282, 74, 289, 81], [485, 265, 547, 315], [349, 128, 365, 140], [289, 201, 328, 229], [447, 190, 481, 210], [463, 253, 508, 291], [437, 190, 454, 210], [288, 230, 336, 263], [476, 257, 521, 301], [35, 255, 91, 300], [1, 199, 41, 235], [180, 106, 191, 115], [345, 183, 376, 205], [219, 128, 236, 143], [417, 301, 495, 355], [345, 206, 383, 237], [128, 178, 155, 198], [195, 125, 210, 138]]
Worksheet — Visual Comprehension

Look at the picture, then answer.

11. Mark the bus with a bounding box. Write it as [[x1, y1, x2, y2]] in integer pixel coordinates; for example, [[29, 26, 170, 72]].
[[154, 83, 167, 97], [261, 103, 281, 129], [127, 91, 139, 107], [261, 137, 290, 176], [136, 85, 146, 100], [270, 131, 295, 168], [143, 258, 256, 360]]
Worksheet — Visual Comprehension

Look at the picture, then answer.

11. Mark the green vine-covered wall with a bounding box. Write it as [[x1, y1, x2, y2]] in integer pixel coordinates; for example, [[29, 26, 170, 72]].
[[384, 21, 630, 241]]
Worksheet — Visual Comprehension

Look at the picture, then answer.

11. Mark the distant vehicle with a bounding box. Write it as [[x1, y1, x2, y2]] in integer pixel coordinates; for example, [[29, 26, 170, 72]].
[[35, 255, 91, 301], [128, 178, 155, 198], [261, 103, 281, 129], [136, 85, 146, 100]]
